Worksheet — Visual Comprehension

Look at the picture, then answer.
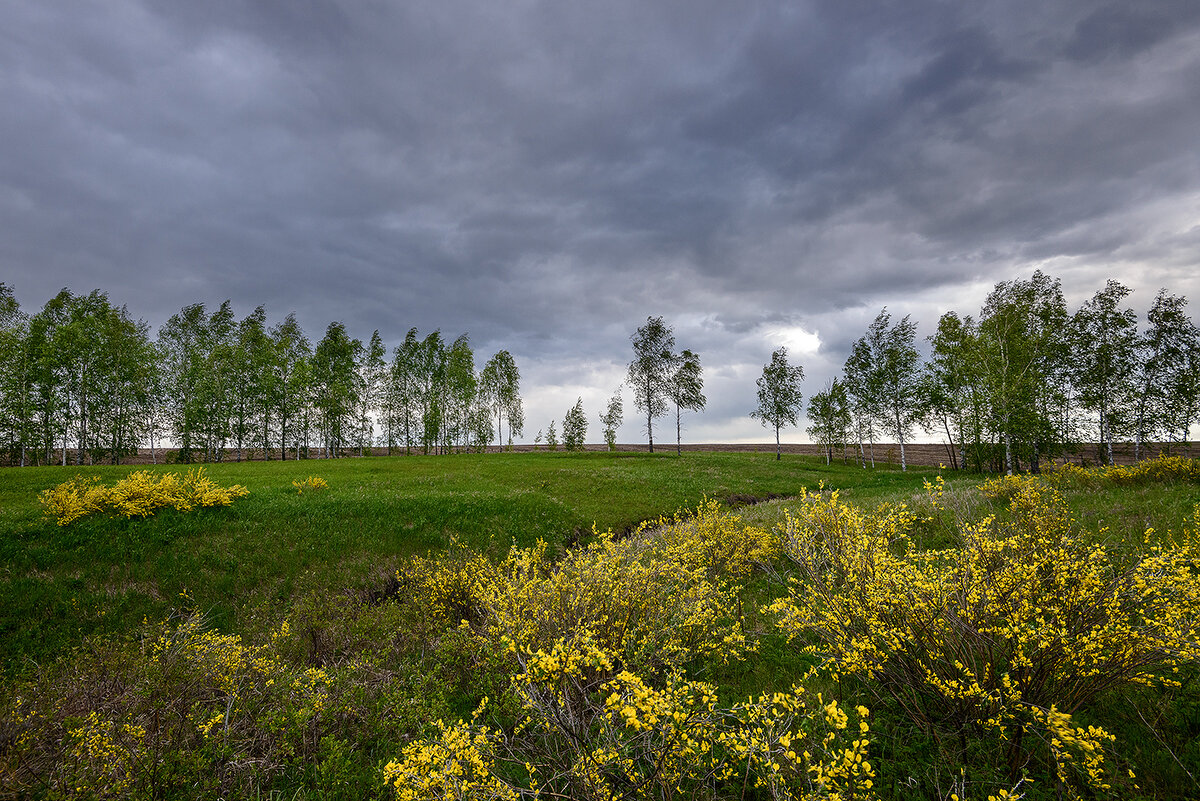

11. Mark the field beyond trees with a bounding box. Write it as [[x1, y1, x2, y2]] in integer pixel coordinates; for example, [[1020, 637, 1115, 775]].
[[2, 451, 1199, 800]]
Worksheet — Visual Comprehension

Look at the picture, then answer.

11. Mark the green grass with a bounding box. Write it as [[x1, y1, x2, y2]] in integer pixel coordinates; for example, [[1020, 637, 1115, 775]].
[[0, 450, 939, 676], [4, 453, 1199, 799]]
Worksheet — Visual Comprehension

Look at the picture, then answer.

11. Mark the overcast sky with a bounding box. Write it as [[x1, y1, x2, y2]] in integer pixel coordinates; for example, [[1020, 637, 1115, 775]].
[[4, 1, 1199, 444]]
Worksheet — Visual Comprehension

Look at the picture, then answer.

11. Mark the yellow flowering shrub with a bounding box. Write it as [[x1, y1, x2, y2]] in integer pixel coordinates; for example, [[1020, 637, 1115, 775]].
[[1, 615, 331, 798], [400, 540, 499, 632], [768, 478, 1200, 797], [39, 468, 249, 525], [383, 501, 875, 800], [292, 475, 328, 494], [649, 497, 779, 577], [385, 640, 877, 801], [151, 616, 329, 757], [987, 454, 1200, 498], [489, 528, 747, 677], [382, 716, 517, 801], [63, 711, 146, 799], [1098, 454, 1200, 485]]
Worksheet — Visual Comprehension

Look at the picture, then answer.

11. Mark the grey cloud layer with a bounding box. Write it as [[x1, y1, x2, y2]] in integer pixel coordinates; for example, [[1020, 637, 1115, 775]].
[[3, 0, 1199, 440]]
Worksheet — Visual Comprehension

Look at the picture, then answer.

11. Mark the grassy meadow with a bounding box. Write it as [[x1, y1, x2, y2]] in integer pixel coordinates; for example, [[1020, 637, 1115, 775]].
[[0, 450, 932, 676], [1, 451, 1198, 800]]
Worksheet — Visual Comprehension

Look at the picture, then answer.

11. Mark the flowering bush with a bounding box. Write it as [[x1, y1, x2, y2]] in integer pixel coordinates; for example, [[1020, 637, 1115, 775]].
[[648, 497, 779, 578], [292, 475, 328, 494], [984, 454, 1200, 498], [384, 641, 877, 801], [489, 530, 747, 678], [39, 468, 249, 525], [768, 477, 1200, 797], [1096, 454, 1200, 485], [2, 615, 330, 798], [383, 501, 874, 800]]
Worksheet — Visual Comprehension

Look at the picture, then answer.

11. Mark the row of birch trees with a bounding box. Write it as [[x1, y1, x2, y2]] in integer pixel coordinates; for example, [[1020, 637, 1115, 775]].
[[806, 272, 1200, 472], [0, 284, 522, 465]]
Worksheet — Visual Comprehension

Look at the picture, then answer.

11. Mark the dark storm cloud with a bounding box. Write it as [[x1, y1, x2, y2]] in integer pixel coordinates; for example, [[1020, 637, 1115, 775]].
[[3, 0, 1199, 440]]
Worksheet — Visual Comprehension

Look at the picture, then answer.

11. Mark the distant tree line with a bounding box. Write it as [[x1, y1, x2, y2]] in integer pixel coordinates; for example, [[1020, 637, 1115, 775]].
[[3, 272, 1197, 472], [803, 272, 1200, 472], [0, 284, 522, 466]]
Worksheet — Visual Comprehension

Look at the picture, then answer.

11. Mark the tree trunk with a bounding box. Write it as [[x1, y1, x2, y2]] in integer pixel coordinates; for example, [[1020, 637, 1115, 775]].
[[775, 426, 781, 461], [676, 404, 681, 456], [942, 416, 958, 470], [1003, 424, 1014, 476]]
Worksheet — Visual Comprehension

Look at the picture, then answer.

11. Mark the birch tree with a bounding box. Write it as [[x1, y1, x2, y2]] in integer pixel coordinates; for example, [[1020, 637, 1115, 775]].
[[599, 391, 623, 452], [1133, 290, 1199, 457], [976, 271, 1069, 474], [806, 379, 851, 464], [668, 349, 705, 456], [627, 316, 677, 454], [562, 397, 588, 451], [751, 347, 804, 461], [1070, 280, 1138, 466]]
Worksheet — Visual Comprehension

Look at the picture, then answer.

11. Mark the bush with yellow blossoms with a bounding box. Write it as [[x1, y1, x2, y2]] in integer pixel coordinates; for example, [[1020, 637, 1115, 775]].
[[2, 615, 330, 798], [382, 502, 877, 800], [645, 496, 779, 578], [38, 468, 249, 525], [768, 477, 1200, 798], [292, 475, 328, 494], [384, 639, 877, 801]]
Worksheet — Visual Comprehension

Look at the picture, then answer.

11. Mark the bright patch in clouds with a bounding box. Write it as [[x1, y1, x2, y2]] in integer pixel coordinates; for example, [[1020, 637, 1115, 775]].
[[763, 325, 821, 357]]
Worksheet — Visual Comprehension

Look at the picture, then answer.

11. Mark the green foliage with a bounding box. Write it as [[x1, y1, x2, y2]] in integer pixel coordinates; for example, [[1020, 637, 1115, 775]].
[[599, 390, 623, 451], [628, 316, 677, 453], [1134, 290, 1200, 453], [562, 397, 587, 451], [1070, 280, 1139, 465], [751, 346, 805, 460]]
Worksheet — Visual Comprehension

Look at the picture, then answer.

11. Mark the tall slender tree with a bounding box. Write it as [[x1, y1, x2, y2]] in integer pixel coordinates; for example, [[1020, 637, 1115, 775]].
[[389, 329, 422, 454], [1070, 280, 1139, 465], [976, 271, 1069, 474], [357, 330, 387, 456], [843, 332, 881, 467], [751, 347, 805, 461], [269, 313, 311, 461], [599, 391, 623, 452], [311, 322, 362, 457], [1133, 290, 1198, 458], [806, 379, 851, 464], [481, 349, 522, 449], [562, 397, 588, 451], [0, 284, 31, 465], [925, 312, 984, 470], [668, 349, 705, 456], [627, 316, 677, 454], [444, 335, 477, 452]]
